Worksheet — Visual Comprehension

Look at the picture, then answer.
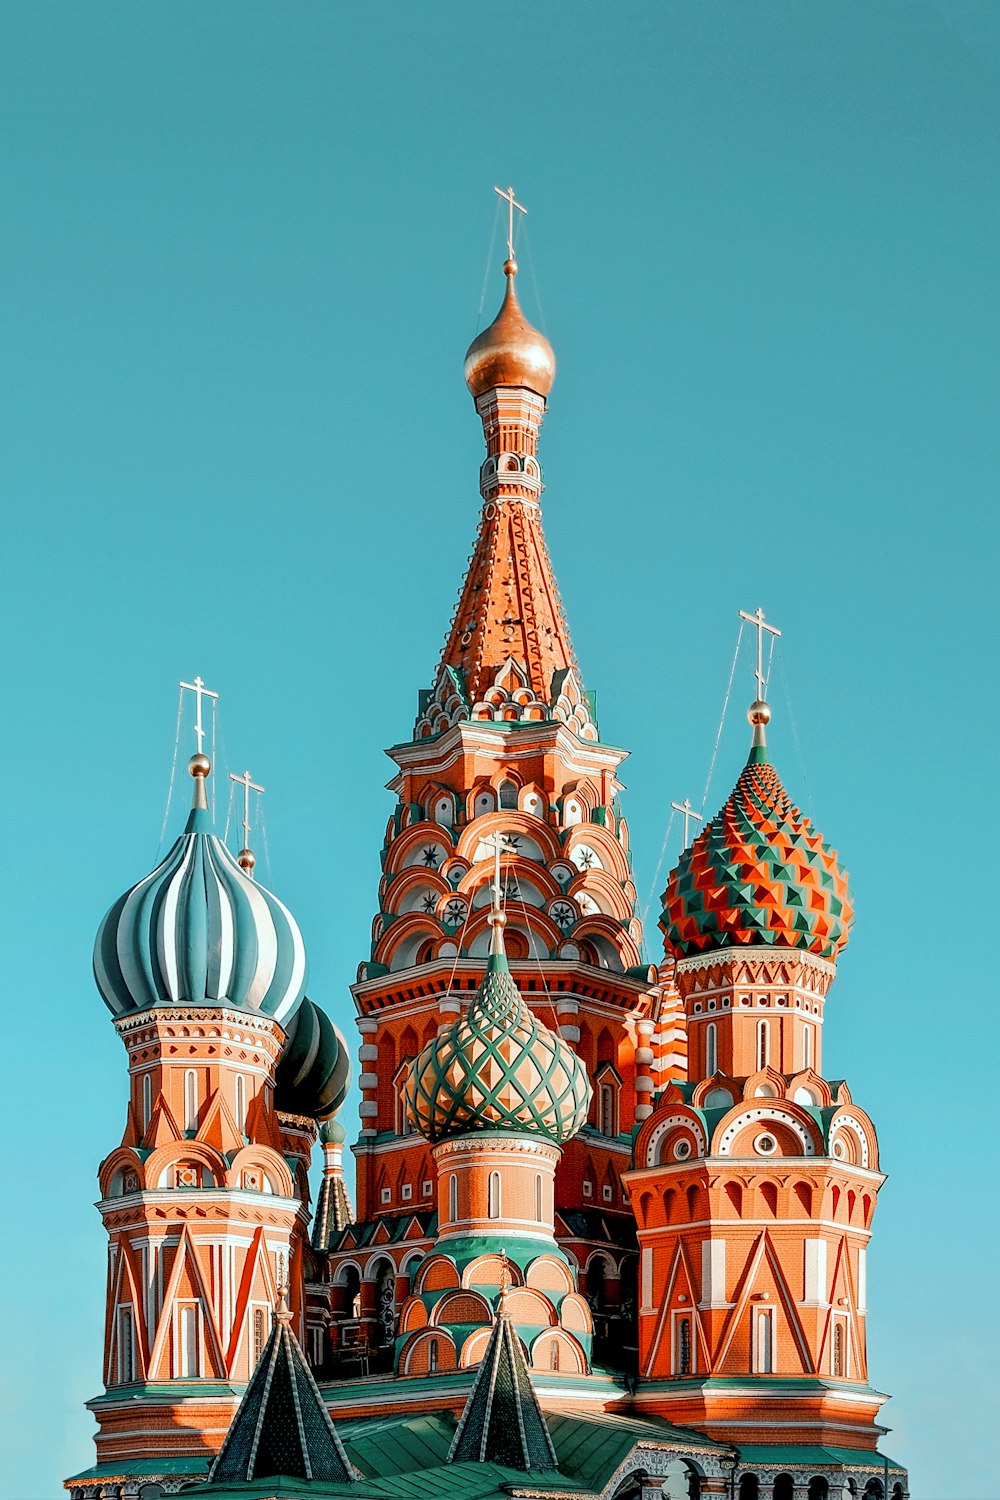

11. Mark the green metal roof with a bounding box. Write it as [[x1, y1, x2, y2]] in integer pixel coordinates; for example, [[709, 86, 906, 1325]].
[[735, 1444, 904, 1471]]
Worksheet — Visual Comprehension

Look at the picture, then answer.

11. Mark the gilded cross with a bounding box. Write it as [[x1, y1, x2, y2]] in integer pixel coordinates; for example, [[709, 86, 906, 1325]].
[[671, 798, 703, 848], [481, 831, 516, 914], [494, 184, 527, 260], [229, 769, 264, 852], [179, 675, 219, 755], [738, 606, 781, 699]]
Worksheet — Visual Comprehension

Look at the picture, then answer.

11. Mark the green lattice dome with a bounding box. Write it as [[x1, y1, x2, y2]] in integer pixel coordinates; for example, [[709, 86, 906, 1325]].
[[405, 944, 591, 1145]]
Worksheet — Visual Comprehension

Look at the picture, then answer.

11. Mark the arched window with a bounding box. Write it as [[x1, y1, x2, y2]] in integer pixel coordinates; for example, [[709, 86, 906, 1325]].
[[808, 1480, 830, 1500], [448, 1174, 458, 1224], [397, 1073, 413, 1137], [183, 1070, 198, 1132], [488, 1171, 501, 1219], [428, 1337, 439, 1372], [753, 1306, 774, 1373], [141, 1074, 152, 1131], [833, 1321, 845, 1377], [534, 1173, 544, 1223], [374, 1263, 396, 1347], [549, 1339, 560, 1371], [705, 1022, 718, 1076], [433, 795, 453, 826], [773, 1477, 794, 1500], [802, 1024, 812, 1070], [235, 1075, 247, 1133], [499, 780, 518, 810], [118, 1305, 135, 1384], [675, 1315, 692, 1375], [252, 1307, 265, 1367], [177, 1305, 199, 1377], [599, 1083, 616, 1137], [756, 1019, 770, 1070], [738, 1478, 760, 1500]]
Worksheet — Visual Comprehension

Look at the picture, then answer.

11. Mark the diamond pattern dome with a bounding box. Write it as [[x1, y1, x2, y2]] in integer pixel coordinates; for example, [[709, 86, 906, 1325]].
[[661, 748, 854, 961], [405, 951, 591, 1144]]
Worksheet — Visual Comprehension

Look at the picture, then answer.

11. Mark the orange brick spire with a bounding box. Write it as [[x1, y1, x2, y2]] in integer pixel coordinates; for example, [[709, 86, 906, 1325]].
[[415, 257, 598, 743]]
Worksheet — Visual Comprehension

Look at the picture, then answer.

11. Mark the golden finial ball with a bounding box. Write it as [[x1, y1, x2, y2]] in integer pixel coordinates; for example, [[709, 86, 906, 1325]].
[[748, 699, 771, 727], [238, 848, 256, 873], [189, 753, 211, 778], [489, 909, 507, 928], [503, 257, 518, 276]]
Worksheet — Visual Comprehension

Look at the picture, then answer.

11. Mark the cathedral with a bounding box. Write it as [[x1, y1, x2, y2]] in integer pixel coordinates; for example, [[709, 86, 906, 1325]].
[[66, 206, 908, 1500]]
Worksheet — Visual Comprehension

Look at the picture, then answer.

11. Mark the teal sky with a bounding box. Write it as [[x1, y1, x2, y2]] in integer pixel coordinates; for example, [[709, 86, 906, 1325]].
[[2, 5, 997, 1497]]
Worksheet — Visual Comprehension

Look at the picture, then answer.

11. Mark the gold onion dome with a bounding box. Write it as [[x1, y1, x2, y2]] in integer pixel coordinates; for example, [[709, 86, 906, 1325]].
[[464, 259, 556, 399], [405, 912, 590, 1144]]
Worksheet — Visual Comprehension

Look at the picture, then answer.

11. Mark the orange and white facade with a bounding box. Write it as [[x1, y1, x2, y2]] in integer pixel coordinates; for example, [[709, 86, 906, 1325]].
[[625, 720, 891, 1458]]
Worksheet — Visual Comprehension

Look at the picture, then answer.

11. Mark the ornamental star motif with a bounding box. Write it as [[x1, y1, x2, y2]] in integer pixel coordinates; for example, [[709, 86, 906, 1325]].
[[421, 846, 441, 869], [420, 894, 437, 915], [551, 901, 575, 930], [444, 898, 467, 926]]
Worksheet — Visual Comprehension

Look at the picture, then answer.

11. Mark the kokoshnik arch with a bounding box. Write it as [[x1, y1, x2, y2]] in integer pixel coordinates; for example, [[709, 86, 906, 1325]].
[[66, 195, 909, 1500]]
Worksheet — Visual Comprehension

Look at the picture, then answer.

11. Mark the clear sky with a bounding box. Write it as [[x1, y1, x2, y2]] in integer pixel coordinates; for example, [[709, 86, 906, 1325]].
[[1, 4, 997, 1497]]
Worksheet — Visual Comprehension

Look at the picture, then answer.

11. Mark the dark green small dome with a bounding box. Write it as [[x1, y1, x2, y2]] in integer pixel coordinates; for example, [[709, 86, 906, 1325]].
[[275, 998, 350, 1122]]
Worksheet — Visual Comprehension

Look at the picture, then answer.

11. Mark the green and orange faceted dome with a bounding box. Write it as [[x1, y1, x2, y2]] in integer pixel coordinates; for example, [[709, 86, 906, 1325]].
[[661, 747, 854, 961], [405, 927, 590, 1145]]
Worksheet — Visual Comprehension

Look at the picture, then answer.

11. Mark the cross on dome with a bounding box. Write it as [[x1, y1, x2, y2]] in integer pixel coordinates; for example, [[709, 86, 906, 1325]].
[[738, 606, 781, 748], [671, 797, 703, 849], [494, 184, 527, 261], [229, 768, 264, 875], [480, 831, 517, 956], [179, 674, 219, 756]]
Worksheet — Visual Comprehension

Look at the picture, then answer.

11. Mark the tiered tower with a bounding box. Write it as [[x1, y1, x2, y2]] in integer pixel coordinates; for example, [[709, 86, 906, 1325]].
[[390, 864, 596, 1385], [625, 670, 889, 1472], [87, 746, 349, 1475], [318, 247, 682, 1367]]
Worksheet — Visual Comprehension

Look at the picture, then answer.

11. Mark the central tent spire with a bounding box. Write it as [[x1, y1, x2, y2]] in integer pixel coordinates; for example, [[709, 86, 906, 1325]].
[[415, 197, 597, 742]]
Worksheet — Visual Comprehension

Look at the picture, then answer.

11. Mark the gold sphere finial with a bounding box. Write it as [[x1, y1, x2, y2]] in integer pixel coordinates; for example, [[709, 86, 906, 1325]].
[[238, 847, 256, 874], [503, 257, 518, 277], [189, 753, 211, 778], [748, 699, 771, 727]]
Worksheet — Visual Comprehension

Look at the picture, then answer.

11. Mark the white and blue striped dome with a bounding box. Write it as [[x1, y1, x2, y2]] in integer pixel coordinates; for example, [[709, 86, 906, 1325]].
[[94, 763, 308, 1025]]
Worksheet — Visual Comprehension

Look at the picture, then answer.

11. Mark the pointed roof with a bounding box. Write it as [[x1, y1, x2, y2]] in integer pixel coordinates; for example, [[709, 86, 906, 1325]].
[[209, 1297, 353, 1486], [447, 1305, 558, 1472], [425, 498, 590, 728]]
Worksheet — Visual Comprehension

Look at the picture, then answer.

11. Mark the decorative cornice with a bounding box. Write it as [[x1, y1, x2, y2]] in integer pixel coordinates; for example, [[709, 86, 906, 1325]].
[[114, 1006, 284, 1038], [430, 1132, 561, 1162], [674, 945, 837, 980]]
